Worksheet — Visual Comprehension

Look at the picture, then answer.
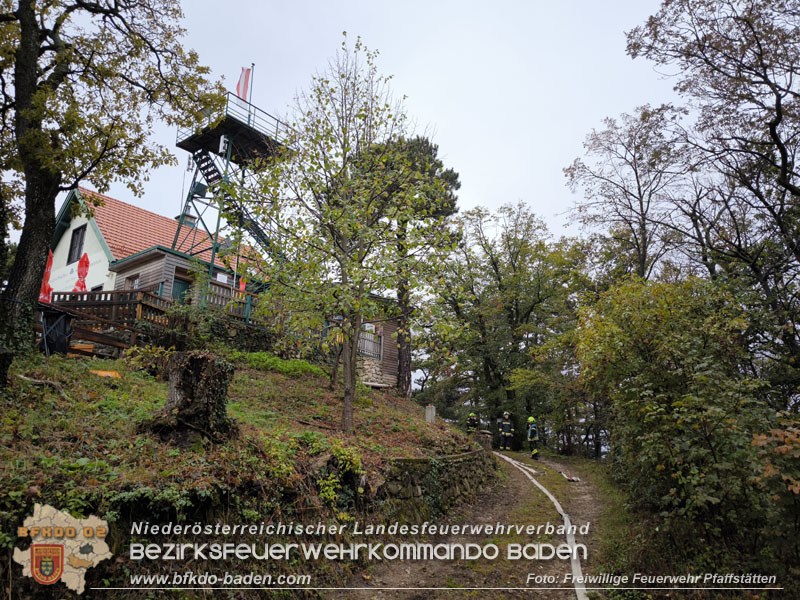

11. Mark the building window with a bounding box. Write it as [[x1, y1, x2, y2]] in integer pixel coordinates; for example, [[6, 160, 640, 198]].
[[90, 284, 103, 292], [126, 274, 140, 290], [67, 225, 86, 264]]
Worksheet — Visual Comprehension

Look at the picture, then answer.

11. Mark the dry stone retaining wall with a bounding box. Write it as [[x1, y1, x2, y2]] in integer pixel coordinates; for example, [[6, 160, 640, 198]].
[[377, 448, 496, 522], [358, 355, 396, 386]]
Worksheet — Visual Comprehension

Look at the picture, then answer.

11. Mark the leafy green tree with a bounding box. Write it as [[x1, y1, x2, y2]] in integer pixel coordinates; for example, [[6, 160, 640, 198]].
[[419, 203, 575, 445], [242, 37, 454, 432], [576, 277, 781, 566], [0, 0, 224, 384], [628, 0, 800, 202], [627, 0, 800, 405], [509, 237, 604, 456], [386, 137, 459, 398]]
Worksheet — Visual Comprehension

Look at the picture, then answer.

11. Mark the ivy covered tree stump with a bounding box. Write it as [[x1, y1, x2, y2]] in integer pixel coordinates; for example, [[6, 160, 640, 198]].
[[141, 351, 237, 444]]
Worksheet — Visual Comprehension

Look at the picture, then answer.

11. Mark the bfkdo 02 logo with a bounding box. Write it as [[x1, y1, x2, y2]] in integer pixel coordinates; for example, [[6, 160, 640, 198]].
[[13, 504, 113, 595]]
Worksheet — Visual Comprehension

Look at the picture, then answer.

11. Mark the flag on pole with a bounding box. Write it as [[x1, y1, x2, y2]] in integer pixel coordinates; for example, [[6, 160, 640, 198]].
[[236, 67, 251, 101]]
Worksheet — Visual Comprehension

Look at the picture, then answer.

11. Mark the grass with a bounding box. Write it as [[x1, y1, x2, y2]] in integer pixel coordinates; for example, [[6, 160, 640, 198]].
[[452, 450, 641, 598], [470, 453, 572, 582], [228, 350, 327, 378], [2, 351, 482, 596], [2, 351, 477, 522], [533, 451, 676, 600]]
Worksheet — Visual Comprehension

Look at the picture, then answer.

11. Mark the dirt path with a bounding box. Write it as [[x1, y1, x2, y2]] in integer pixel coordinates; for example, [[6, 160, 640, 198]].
[[325, 452, 603, 600], [537, 455, 604, 586]]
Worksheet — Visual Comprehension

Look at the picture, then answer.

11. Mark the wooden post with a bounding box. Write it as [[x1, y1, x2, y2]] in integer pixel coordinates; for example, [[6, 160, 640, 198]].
[[136, 292, 143, 321]]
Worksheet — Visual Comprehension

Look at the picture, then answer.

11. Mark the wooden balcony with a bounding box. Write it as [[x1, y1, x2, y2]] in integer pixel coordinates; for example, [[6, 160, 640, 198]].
[[51, 290, 172, 328], [44, 285, 263, 358], [50, 284, 261, 328]]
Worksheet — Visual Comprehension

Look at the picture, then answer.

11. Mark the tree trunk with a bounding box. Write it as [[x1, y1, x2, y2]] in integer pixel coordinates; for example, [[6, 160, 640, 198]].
[[593, 400, 602, 458], [397, 277, 412, 397], [638, 217, 649, 279], [0, 178, 59, 386], [329, 343, 342, 390], [142, 351, 236, 443], [0, 188, 9, 286], [396, 219, 412, 397], [0, 191, 11, 385], [0, 0, 61, 387], [340, 314, 362, 433]]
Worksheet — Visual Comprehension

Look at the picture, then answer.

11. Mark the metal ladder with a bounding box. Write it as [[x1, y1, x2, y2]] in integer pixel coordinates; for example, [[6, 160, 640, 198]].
[[191, 148, 279, 259]]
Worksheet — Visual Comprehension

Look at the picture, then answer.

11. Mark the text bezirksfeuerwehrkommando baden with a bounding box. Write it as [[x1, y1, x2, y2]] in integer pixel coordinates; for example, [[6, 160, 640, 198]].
[[130, 540, 586, 562]]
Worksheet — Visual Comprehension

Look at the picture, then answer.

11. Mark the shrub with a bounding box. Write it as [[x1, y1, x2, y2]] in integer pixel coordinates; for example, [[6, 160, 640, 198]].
[[229, 351, 325, 378], [122, 345, 174, 379], [577, 278, 780, 570]]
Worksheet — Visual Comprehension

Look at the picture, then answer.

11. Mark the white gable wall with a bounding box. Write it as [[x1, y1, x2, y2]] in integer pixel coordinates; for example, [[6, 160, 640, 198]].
[[50, 213, 116, 292]]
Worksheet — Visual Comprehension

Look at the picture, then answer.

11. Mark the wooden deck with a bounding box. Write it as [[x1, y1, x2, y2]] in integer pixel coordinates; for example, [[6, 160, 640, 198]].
[[36, 303, 142, 358], [44, 286, 263, 357], [51, 290, 172, 328], [51, 285, 260, 328], [43, 287, 387, 366]]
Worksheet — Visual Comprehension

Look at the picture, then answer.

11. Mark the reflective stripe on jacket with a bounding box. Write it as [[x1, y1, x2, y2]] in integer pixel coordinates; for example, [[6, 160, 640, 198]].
[[499, 418, 514, 435]]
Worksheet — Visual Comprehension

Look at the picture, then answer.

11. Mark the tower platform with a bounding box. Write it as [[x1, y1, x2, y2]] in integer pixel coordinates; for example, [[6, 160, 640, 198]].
[[176, 92, 288, 165]]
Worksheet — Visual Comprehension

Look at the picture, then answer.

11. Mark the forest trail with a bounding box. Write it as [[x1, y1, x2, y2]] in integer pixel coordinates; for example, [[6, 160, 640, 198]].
[[327, 452, 603, 600]]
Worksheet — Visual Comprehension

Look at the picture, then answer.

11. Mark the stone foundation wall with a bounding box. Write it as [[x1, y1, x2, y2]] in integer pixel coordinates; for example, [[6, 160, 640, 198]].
[[377, 449, 496, 522], [358, 356, 396, 387]]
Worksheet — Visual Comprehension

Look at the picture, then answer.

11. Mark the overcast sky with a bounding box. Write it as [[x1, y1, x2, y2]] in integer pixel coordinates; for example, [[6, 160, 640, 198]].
[[95, 0, 678, 237]]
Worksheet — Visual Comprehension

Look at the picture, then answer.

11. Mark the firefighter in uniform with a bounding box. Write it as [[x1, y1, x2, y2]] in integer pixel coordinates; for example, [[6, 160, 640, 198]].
[[527, 416, 540, 460], [499, 411, 514, 450], [466, 412, 479, 433]]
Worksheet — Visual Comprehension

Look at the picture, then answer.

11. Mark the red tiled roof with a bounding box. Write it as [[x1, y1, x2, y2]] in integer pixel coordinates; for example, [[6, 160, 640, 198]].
[[79, 187, 218, 263]]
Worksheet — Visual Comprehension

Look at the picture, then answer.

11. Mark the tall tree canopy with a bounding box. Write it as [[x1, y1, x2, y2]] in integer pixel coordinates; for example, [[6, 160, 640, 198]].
[[418, 203, 579, 444], [565, 104, 687, 280], [626, 0, 800, 400], [0, 0, 224, 384], [241, 37, 456, 432], [556, 0, 800, 577], [387, 136, 459, 398]]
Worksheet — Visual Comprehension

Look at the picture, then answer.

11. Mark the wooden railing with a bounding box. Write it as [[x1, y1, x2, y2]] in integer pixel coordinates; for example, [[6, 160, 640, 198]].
[[206, 281, 260, 323], [50, 290, 171, 327], [52, 290, 169, 327], [51, 285, 261, 327], [36, 302, 143, 358], [45, 288, 392, 367], [358, 330, 382, 359], [44, 286, 263, 358]]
